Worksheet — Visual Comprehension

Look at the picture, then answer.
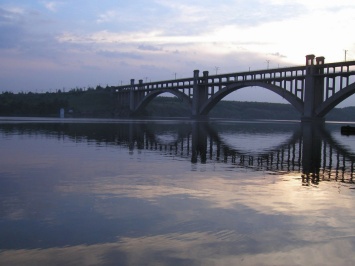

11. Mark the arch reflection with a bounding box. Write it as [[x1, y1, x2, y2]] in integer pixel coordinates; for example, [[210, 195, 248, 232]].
[[0, 120, 354, 186]]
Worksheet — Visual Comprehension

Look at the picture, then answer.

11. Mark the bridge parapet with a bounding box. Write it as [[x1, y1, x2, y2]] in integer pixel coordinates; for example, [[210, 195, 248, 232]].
[[197, 66, 307, 101], [310, 60, 355, 99]]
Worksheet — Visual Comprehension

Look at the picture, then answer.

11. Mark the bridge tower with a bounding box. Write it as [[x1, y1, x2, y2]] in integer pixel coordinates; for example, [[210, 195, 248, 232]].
[[192, 70, 209, 118], [302, 54, 325, 122]]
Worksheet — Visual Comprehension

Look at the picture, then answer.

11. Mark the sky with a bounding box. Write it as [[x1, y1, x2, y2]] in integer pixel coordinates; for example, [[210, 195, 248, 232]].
[[1, 0, 355, 105]]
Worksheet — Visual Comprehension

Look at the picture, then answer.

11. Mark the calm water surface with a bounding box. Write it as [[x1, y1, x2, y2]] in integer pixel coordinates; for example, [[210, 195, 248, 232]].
[[1, 118, 355, 265]]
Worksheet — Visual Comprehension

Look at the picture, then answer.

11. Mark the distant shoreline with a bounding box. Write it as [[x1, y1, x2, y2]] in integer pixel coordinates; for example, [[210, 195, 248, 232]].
[[1, 91, 355, 122]]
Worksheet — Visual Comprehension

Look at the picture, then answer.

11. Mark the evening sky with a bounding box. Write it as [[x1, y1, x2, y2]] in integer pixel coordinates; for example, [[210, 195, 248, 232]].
[[1, 0, 354, 105]]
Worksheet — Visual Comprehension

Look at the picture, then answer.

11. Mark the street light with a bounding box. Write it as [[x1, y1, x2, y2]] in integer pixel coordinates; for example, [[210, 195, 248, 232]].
[[215, 66, 219, 75], [345, 50, 348, 61], [266, 60, 270, 69]]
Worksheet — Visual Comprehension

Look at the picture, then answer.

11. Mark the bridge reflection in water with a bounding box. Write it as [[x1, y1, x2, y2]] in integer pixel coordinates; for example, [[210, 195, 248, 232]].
[[1, 120, 354, 186], [124, 121, 355, 186]]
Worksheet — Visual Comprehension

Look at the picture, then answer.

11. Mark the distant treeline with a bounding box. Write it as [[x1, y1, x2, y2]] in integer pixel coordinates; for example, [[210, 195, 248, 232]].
[[0, 86, 116, 117], [1, 88, 355, 121], [144, 97, 355, 121]]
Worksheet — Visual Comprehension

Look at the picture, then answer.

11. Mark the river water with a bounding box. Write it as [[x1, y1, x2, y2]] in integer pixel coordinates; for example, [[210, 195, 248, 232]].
[[1, 118, 355, 265]]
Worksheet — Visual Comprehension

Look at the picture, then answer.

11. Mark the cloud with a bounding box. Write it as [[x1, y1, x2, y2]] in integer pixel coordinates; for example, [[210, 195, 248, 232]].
[[41, 1, 62, 12], [269, 52, 287, 58], [96, 10, 117, 24], [0, 6, 58, 53], [97, 50, 143, 60], [138, 44, 162, 52], [0, 8, 25, 49]]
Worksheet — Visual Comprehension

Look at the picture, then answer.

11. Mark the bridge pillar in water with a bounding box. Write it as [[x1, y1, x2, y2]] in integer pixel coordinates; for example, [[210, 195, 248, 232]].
[[192, 70, 209, 119], [302, 54, 325, 122]]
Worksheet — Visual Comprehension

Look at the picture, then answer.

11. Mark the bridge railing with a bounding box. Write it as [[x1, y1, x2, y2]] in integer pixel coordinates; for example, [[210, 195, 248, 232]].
[[315, 60, 355, 76], [114, 77, 195, 92], [113, 65, 309, 92], [200, 66, 307, 85], [140, 78, 195, 91], [313, 60, 355, 99]]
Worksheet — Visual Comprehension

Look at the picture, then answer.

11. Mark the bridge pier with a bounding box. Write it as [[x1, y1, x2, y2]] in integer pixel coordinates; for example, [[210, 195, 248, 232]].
[[129, 79, 135, 113], [191, 70, 209, 119], [128, 79, 146, 116], [302, 54, 325, 123]]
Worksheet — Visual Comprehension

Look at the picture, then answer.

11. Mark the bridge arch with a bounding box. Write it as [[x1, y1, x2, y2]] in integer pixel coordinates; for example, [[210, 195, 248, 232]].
[[134, 89, 192, 114], [199, 81, 304, 116], [316, 82, 355, 117]]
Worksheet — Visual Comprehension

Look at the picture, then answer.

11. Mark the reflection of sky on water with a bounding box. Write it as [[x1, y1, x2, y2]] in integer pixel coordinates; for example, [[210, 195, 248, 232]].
[[1, 121, 355, 265], [219, 133, 291, 154], [153, 133, 180, 145], [330, 133, 355, 156]]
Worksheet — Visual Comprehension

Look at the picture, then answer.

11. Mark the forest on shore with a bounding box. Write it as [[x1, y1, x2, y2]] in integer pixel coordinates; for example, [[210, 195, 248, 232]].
[[1, 87, 355, 121]]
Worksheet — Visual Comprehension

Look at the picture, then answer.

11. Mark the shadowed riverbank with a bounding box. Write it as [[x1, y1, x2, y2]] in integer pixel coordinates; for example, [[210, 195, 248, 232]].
[[1, 90, 355, 121]]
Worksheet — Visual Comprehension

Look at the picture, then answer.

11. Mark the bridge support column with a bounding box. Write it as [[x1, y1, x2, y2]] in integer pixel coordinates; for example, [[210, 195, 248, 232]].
[[129, 79, 136, 113], [116, 87, 131, 116], [192, 70, 200, 117], [302, 55, 325, 122], [129, 79, 145, 116], [191, 70, 209, 119]]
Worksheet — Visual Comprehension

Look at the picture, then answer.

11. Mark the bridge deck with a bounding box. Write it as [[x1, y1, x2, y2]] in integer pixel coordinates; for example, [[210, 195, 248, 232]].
[[114, 60, 355, 93]]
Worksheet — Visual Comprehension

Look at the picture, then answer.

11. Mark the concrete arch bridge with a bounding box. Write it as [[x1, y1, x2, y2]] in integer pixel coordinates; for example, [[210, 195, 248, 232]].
[[115, 55, 355, 121]]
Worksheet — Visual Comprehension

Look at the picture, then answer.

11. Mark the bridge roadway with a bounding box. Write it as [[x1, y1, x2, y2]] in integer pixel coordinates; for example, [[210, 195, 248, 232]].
[[115, 55, 355, 121]]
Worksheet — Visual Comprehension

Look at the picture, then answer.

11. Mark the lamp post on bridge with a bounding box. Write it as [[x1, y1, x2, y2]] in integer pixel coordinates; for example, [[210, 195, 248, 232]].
[[345, 50, 348, 62], [215, 66, 219, 75]]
